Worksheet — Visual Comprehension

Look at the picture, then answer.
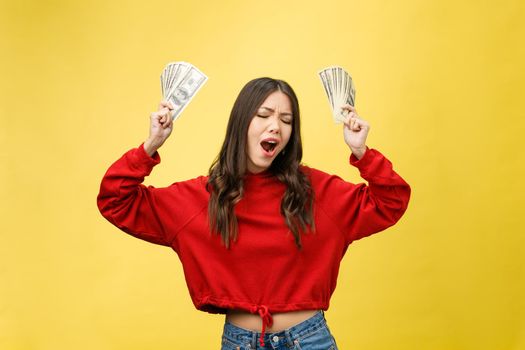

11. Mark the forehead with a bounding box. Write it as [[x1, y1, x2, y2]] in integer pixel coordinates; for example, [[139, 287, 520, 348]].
[[258, 91, 292, 112]]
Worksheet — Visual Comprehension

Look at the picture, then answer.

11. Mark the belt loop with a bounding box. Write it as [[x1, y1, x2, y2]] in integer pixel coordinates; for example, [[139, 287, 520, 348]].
[[250, 331, 257, 349], [285, 329, 294, 348]]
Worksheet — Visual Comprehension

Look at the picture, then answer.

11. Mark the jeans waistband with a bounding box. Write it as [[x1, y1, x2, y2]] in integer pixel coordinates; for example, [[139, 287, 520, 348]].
[[223, 310, 326, 349]]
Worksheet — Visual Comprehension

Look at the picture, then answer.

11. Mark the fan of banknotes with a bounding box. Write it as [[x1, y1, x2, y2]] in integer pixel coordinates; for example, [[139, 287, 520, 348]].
[[318, 66, 356, 123], [160, 61, 208, 121]]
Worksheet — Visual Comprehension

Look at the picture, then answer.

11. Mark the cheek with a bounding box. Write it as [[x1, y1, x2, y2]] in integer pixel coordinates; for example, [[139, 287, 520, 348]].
[[247, 119, 262, 138], [246, 124, 256, 144], [283, 126, 293, 146], [246, 125, 261, 153]]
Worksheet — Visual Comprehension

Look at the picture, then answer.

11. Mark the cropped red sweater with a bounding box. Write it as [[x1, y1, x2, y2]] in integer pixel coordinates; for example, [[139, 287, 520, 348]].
[[97, 144, 410, 343]]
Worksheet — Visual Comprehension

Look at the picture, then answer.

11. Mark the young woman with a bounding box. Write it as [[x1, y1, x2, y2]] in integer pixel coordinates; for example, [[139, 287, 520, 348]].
[[97, 77, 411, 349]]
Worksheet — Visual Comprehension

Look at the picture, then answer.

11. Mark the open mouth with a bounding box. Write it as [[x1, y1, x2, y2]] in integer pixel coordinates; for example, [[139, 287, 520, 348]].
[[260, 139, 279, 157], [261, 140, 277, 152]]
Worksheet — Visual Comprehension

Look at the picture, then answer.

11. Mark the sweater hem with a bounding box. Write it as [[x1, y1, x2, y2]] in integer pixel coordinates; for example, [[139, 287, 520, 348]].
[[194, 296, 330, 315]]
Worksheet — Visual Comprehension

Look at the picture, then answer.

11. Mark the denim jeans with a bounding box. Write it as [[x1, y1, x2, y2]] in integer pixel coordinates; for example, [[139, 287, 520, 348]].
[[221, 311, 338, 350]]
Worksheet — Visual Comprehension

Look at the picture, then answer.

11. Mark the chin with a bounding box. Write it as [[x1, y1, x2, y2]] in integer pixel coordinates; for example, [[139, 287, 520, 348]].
[[249, 159, 272, 173], [257, 162, 272, 171]]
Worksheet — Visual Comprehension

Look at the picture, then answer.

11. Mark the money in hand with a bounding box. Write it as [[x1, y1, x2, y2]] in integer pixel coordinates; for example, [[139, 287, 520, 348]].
[[160, 61, 208, 121], [318, 66, 356, 123]]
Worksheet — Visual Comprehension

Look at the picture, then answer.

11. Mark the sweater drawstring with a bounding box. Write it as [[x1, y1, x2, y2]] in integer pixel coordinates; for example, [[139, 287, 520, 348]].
[[250, 305, 273, 347]]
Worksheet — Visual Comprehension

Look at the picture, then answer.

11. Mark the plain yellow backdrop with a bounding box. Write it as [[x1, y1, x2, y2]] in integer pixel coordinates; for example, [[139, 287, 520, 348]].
[[1, 0, 524, 349]]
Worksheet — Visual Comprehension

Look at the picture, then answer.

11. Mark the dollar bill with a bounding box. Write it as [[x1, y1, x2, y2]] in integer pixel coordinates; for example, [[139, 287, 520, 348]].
[[160, 62, 208, 121], [318, 66, 356, 123]]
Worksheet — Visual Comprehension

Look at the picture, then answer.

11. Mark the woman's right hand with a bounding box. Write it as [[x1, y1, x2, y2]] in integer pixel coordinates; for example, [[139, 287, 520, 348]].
[[144, 101, 174, 157]]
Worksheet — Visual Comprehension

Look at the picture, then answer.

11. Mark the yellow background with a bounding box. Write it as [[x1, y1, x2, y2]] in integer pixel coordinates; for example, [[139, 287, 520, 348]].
[[1, 0, 524, 349]]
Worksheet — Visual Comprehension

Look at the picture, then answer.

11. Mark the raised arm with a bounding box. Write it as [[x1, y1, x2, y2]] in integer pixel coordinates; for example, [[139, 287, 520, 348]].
[[312, 105, 411, 244], [97, 144, 170, 245], [97, 102, 207, 247]]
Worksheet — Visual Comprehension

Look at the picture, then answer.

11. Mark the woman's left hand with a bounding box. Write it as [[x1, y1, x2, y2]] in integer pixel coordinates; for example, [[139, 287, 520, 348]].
[[342, 104, 370, 159]]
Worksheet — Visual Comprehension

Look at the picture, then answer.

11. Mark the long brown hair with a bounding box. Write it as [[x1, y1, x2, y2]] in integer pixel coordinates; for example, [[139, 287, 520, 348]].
[[207, 77, 314, 249]]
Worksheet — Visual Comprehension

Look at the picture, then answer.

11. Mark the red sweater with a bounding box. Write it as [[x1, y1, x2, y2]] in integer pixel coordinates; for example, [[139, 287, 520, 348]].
[[97, 144, 410, 335]]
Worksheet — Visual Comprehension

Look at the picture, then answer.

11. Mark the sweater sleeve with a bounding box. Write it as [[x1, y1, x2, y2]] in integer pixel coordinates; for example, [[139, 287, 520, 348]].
[[311, 148, 411, 245], [96, 143, 208, 247]]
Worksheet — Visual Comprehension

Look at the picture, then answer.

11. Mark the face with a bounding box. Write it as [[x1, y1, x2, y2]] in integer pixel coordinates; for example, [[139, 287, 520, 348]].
[[246, 91, 293, 174]]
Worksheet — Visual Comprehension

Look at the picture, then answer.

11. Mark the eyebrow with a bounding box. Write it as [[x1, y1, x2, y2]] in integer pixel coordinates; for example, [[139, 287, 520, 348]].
[[259, 107, 293, 117]]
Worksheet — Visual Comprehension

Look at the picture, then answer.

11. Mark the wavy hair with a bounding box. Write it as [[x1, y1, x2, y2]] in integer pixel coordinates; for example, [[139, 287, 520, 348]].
[[207, 77, 314, 249]]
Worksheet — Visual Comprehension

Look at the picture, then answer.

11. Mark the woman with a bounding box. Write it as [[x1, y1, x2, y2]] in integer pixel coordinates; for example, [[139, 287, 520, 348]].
[[97, 77, 411, 349]]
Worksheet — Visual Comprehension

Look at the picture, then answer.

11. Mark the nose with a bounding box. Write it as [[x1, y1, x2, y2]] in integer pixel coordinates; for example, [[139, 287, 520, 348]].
[[267, 115, 280, 134]]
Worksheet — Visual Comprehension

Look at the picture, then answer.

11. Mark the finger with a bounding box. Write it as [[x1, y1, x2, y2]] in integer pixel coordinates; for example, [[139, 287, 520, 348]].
[[151, 112, 162, 123], [355, 118, 370, 132], [352, 117, 369, 128], [351, 117, 363, 131], [160, 114, 170, 129], [341, 104, 357, 114], [163, 112, 173, 128], [166, 116, 173, 129], [159, 106, 171, 115], [157, 111, 170, 126], [152, 108, 169, 121], [159, 100, 172, 110], [343, 115, 352, 129], [165, 115, 173, 129]]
